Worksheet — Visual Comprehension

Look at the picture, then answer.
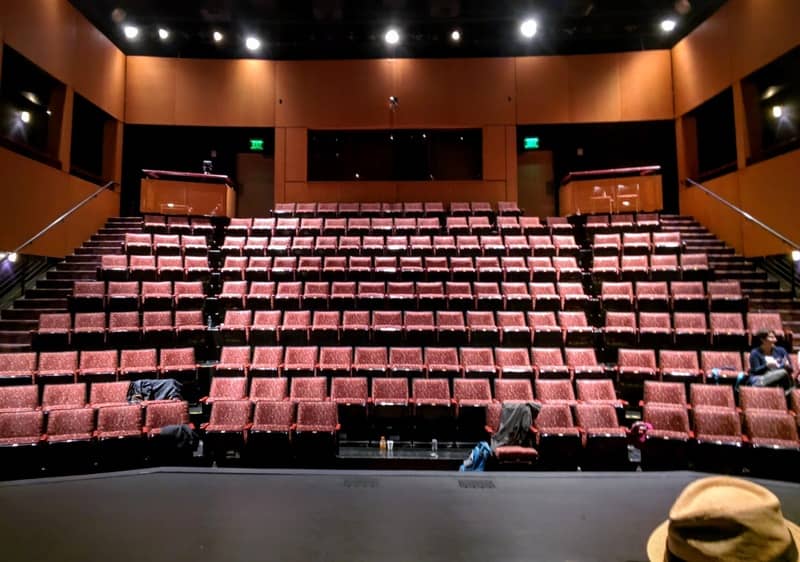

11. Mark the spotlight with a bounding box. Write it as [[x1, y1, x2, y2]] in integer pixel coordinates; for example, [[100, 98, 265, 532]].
[[384, 28, 400, 45], [792, 250, 800, 262], [660, 19, 677, 32], [123, 25, 139, 39], [772, 105, 784, 119], [20, 111, 31, 123], [213, 31, 224, 42], [450, 30, 461, 42], [158, 28, 169, 40], [8, 253, 18, 263], [46, 110, 52, 116], [520, 19, 538, 38], [245, 36, 261, 51], [0, 253, 6, 260]]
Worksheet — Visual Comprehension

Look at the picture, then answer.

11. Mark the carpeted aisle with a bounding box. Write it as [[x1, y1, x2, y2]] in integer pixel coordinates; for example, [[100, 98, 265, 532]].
[[2, 469, 799, 562]]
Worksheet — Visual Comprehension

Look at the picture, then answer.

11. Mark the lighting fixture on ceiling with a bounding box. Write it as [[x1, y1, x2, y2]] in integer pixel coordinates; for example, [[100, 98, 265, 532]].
[[660, 19, 677, 32], [245, 36, 261, 51], [450, 30, 461, 42], [123, 25, 139, 39], [520, 19, 538, 39], [158, 28, 169, 40], [213, 31, 224, 43], [384, 28, 400, 45]]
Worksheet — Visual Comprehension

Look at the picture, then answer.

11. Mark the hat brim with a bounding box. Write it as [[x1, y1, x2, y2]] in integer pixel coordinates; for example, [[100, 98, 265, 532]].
[[647, 518, 800, 561]]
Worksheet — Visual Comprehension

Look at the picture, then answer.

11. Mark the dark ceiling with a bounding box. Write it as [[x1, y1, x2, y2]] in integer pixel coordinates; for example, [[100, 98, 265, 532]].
[[69, 0, 727, 60]]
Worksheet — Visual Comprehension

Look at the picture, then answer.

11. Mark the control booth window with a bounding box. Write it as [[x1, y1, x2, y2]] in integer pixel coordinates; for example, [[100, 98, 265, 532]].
[[308, 129, 482, 181], [70, 93, 116, 185], [0, 45, 66, 167]]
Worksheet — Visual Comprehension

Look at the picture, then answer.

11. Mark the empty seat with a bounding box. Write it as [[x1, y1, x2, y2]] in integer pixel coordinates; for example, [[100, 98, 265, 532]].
[[100, 254, 128, 281], [353, 347, 388, 378], [600, 282, 634, 311], [405, 311, 435, 346], [531, 347, 570, 379], [417, 282, 445, 310], [341, 310, 369, 345], [553, 235, 580, 258], [274, 281, 303, 310], [534, 404, 581, 469], [72, 312, 107, 348], [36, 313, 72, 348], [497, 311, 529, 347], [739, 386, 788, 413], [124, 233, 152, 255], [576, 379, 626, 408], [249, 377, 289, 402], [144, 401, 191, 436], [461, 348, 496, 379], [119, 349, 158, 380], [221, 310, 252, 345], [530, 283, 560, 311], [159, 348, 197, 383], [693, 408, 745, 469], [95, 404, 144, 442], [474, 282, 503, 310], [681, 253, 710, 280], [372, 311, 403, 346], [558, 283, 591, 311], [221, 236, 246, 256], [289, 377, 328, 403], [0, 385, 39, 413], [495, 348, 533, 379], [42, 382, 86, 411], [660, 350, 703, 384], [593, 233, 621, 256], [652, 232, 681, 254], [0, 410, 43, 446], [710, 312, 747, 348], [0, 353, 37, 384], [622, 232, 651, 255], [552, 257, 581, 282], [226, 218, 252, 237], [649, 254, 680, 282], [565, 348, 606, 379], [249, 310, 280, 345], [203, 377, 248, 404], [246, 282, 276, 310], [249, 346, 283, 377], [173, 281, 204, 310], [166, 217, 191, 235], [643, 381, 687, 408], [425, 347, 461, 379], [708, 281, 745, 312], [280, 310, 311, 346], [636, 282, 670, 312], [529, 256, 557, 284], [77, 350, 118, 383], [536, 379, 576, 405], [591, 256, 619, 283], [251, 218, 276, 237], [89, 381, 131, 408], [107, 281, 139, 311], [153, 234, 181, 256], [388, 347, 424, 377], [575, 403, 629, 469], [745, 410, 800, 450], [215, 346, 251, 377], [331, 377, 369, 407], [641, 404, 692, 469], [283, 347, 318, 378], [436, 311, 467, 346], [317, 346, 352, 378], [221, 256, 248, 281], [690, 384, 735, 412], [638, 312, 673, 348], [44, 407, 95, 443], [602, 311, 638, 348], [616, 348, 658, 385], [38, 351, 78, 384], [673, 312, 709, 348], [174, 310, 205, 345]]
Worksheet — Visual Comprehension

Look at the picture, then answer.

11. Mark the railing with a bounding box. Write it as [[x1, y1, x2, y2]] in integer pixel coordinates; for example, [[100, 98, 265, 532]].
[[685, 177, 800, 297], [0, 180, 117, 268], [0, 181, 117, 302]]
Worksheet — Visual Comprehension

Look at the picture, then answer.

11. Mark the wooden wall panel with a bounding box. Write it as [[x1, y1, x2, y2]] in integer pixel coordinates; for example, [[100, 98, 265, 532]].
[[274, 128, 286, 204], [504, 126, 518, 202], [0, 146, 119, 257], [73, 15, 126, 120], [125, 57, 177, 124], [393, 58, 515, 127], [275, 60, 395, 128], [680, 172, 743, 254], [672, 3, 733, 115], [618, 51, 673, 121], [515, 56, 570, 124], [173, 59, 274, 126], [567, 54, 621, 123], [728, 0, 800, 81], [0, 0, 125, 119], [284, 128, 307, 182]]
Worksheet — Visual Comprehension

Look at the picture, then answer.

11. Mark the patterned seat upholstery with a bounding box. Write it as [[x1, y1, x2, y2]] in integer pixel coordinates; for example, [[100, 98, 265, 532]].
[[690, 384, 735, 412], [576, 379, 626, 407], [0, 352, 37, 384], [331, 378, 369, 406], [643, 404, 691, 441], [531, 347, 570, 379], [693, 409, 743, 446], [739, 387, 788, 413], [203, 400, 252, 433], [290, 377, 328, 403], [37, 351, 78, 384], [144, 401, 191, 436], [660, 350, 703, 384], [249, 346, 283, 377], [643, 381, 687, 408], [90, 381, 132, 408], [0, 410, 44, 446], [744, 411, 800, 449], [249, 378, 288, 402], [294, 402, 339, 433], [42, 383, 87, 411], [77, 350, 118, 383], [203, 377, 248, 404], [536, 379, 577, 405], [494, 379, 534, 403], [413, 379, 452, 407], [44, 408, 95, 443], [0, 385, 39, 413], [452, 379, 492, 409], [250, 401, 296, 433], [95, 404, 143, 439]]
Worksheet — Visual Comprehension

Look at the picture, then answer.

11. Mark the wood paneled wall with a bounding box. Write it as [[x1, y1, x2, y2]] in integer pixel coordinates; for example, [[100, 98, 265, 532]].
[[675, 0, 800, 257]]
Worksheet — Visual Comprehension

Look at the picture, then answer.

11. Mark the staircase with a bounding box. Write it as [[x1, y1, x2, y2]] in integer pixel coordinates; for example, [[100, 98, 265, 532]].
[[660, 214, 800, 348], [0, 217, 142, 352]]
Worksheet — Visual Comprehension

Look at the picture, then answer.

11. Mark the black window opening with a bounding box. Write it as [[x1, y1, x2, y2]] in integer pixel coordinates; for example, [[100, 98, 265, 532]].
[[70, 94, 114, 185], [689, 88, 738, 181], [0, 45, 66, 167], [308, 129, 483, 181], [741, 46, 800, 165]]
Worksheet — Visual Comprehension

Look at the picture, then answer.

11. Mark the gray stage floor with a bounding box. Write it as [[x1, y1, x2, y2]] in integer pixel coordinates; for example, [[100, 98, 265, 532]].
[[2, 468, 800, 562]]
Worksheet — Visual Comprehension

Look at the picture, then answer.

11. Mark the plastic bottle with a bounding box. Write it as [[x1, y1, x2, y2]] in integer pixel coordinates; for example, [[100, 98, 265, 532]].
[[379, 436, 387, 451], [431, 439, 438, 453]]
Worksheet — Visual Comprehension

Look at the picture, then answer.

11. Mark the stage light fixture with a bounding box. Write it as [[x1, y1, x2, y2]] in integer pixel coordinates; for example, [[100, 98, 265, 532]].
[[792, 250, 800, 262], [385, 28, 400, 45], [245, 36, 261, 51], [213, 31, 224, 42], [660, 19, 677, 32], [8, 253, 18, 263], [158, 28, 169, 40], [19, 111, 31, 124], [520, 19, 538, 38], [450, 30, 461, 42], [123, 25, 139, 39], [772, 105, 784, 119]]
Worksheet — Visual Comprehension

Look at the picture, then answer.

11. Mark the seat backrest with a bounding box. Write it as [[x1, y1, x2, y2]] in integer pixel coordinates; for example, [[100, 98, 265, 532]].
[[331, 378, 369, 402], [371, 378, 409, 402], [39, 351, 79, 372], [160, 347, 195, 367], [46, 408, 95, 437], [617, 348, 657, 369], [253, 401, 295, 429], [0, 410, 43, 439], [354, 347, 387, 366], [425, 347, 459, 367], [224, 310, 252, 327], [96, 404, 142, 432], [389, 347, 423, 367], [739, 386, 788, 412], [605, 312, 636, 329], [251, 346, 283, 368], [710, 313, 744, 331], [744, 411, 799, 442], [249, 377, 288, 401], [145, 401, 190, 430], [494, 379, 534, 402], [453, 379, 491, 403], [290, 377, 327, 401], [0, 385, 39, 411], [576, 379, 616, 402], [660, 350, 699, 372], [643, 381, 687, 406], [495, 348, 531, 368], [209, 400, 251, 427], [121, 348, 157, 369], [673, 313, 707, 330], [318, 346, 352, 367], [284, 346, 318, 368], [220, 346, 251, 366], [690, 384, 735, 410], [460, 347, 495, 368], [175, 310, 204, 327], [209, 377, 248, 400], [535, 379, 575, 402], [535, 404, 574, 429], [531, 347, 565, 367], [643, 404, 690, 434], [693, 409, 741, 438], [701, 351, 743, 372], [90, 381, 131, 405], [575, 404, 620, 429], [565, 347, 599, 368], [80, 350, 118, 370], [639, 312, 671, 330], [109, 311, 139, 329], [41, 382, 86, 409]]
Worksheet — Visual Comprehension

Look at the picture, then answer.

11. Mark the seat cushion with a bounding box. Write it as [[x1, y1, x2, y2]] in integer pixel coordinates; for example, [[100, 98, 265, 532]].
[[494, 445, 538, 461]]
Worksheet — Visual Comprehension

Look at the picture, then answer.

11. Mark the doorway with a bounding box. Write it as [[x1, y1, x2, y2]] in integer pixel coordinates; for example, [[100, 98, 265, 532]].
[[236, 153, 274, 217], [517, 150, 555, 217]]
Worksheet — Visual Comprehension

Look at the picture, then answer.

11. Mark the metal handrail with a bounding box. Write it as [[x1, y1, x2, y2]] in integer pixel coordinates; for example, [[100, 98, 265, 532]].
[[685, 178, 800, 251], [0, 180, 117, 266]]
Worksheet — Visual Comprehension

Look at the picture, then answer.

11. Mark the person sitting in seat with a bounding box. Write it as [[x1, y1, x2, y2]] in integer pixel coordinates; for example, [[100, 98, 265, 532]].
[[748, 329, 795, 391]]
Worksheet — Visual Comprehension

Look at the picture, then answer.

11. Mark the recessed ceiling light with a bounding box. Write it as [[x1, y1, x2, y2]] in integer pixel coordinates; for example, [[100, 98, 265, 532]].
[[19, 111, 31, 124], [123, 25, 139, 39], [158, 28, 169, 40], [245, 36, 261, 51], [385, 28, 400, 45], [450, 30, 461, 42], [660, 19, 677, 32], [772, 105, 784, 119], [213, 31, 224, 43], [520, 19, 538, 39]]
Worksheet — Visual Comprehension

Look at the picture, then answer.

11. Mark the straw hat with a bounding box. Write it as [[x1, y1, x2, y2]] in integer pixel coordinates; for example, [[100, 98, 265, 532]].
[[647, 476, 800, 562]]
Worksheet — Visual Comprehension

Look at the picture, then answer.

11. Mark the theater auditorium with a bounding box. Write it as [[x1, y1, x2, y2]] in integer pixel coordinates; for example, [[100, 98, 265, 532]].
[[1, 1, 800, 560]]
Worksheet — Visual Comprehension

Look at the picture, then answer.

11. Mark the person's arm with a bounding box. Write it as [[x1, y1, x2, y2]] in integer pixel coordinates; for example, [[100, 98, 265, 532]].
[[749, 349, 768, 375]]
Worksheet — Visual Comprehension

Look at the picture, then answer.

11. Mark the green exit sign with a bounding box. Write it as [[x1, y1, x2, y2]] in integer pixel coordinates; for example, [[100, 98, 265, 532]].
[[523, 137, 540, 150], [249, 138, 265, 151]]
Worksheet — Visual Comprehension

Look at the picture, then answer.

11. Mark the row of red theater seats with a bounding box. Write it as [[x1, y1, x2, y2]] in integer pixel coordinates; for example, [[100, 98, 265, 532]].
[[0, 349, 199, 384], [642, 381, 800, 417], [0, 400, 193, 446], [98, 254, 707, 286], [269, 201, 514, 216], [72, 279, 733, 312], [0, 381, 149, 411]]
